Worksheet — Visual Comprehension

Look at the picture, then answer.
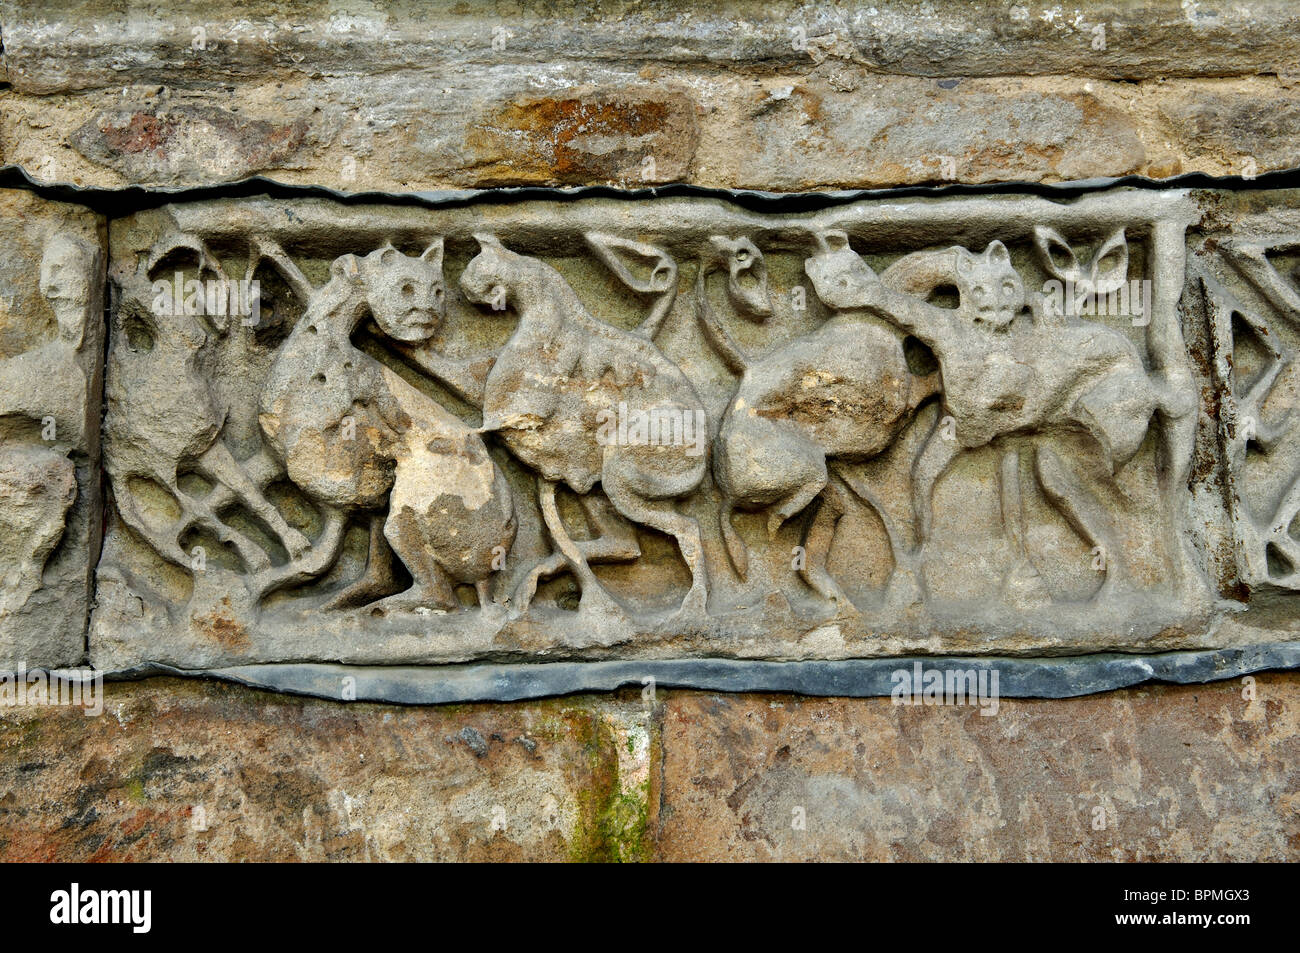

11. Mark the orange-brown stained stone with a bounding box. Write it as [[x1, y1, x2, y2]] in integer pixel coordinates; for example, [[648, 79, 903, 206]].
[[0, 679, 656, 862], [653, 675, 1300, 862], [1, 675, 1295, 861]]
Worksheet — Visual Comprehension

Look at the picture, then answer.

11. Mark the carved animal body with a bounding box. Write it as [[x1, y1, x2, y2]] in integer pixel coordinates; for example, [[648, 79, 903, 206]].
[[259, 244, 515, 609], [806, 236, 1159, 470], [805, 231, 1166, 599], [459, 236, 709, 613], [698, 236, 938, 603], [106, 238, 314, 576]]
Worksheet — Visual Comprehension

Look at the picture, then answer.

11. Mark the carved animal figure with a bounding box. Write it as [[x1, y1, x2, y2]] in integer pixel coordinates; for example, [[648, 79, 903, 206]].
[[106, 234, 314, 576], [457, 235, 709, 616], [258, 240, 516, 610], [697, 234, 939, 606], [804, 229, 1180, 600]]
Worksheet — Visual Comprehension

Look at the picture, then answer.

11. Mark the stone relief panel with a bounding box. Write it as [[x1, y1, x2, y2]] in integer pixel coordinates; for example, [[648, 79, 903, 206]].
[[1197, 192, 1300, 608], [0, 190, 105, 669], [85, 188, 1285, 675]]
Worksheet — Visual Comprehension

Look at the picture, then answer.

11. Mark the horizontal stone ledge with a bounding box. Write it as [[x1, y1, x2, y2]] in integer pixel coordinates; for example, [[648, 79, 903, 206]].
[[6, 0, 1300, 94], [120, 644, 1300, 704], [6, 71, 1300, 192], [7, 71, 1300, 192]]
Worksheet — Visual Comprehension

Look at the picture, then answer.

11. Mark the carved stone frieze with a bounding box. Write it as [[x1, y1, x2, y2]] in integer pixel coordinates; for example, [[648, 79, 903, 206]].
[[86, 185, 1294, 682]]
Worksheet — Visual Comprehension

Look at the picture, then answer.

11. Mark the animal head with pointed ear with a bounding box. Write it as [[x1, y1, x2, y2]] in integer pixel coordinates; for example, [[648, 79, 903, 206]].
[[954, 240, 1023, 330], [352, 239, 448, 342], [459, 233, 517, 312], [706, 236, 772, 320], [803, 229, 877, 310]]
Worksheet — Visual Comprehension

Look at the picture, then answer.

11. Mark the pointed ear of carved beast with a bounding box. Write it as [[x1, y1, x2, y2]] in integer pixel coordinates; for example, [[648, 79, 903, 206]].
[[473, 233, 504, 252], [809, 229, 850, 254], [954, 247, 975, 277], [1090, 228, 1129, 296], [420, 237, 445, 270], [331, 254, 361, 280], [985, 240, 1011, 266], [1033, 225, 1083, 285]]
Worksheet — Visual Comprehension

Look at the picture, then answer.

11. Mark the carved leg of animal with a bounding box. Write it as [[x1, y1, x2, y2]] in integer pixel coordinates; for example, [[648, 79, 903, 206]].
[[833, 468, 924, 610], [196, 440, 312, 559], [325, 514, 403, 610], [170, 483, 273, 573], [997, 450, 1050, 608], [366, 504, 462, 612], [512, 493, 641, 612], [1034, 446, 1123, 602], [251, 507, 349, 601], [113, 484, 190, 569], [910, 428, 962, 552], [767, 457, 828, 540], [719, 499, 750, 579], [535, 477, 624, 617], [799, 482, 851, 607], [602, 473, 708, 616]]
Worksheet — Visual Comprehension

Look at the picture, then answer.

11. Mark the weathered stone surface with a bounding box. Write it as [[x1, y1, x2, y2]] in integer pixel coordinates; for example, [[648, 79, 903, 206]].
[[69, 105, 312, 186], [0, 191, 104, 670], [5, 2, 1300, 191], [7, 1, 1300, 95], [0, 679, 656, 861], [653, 674, 1300, 861], [1160, 89, 1300, 174], [1, 674, 1293, 861], [10, 72, 1300, 191]]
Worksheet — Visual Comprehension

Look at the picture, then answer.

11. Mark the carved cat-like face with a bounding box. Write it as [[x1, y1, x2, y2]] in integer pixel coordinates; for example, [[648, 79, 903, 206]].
[[459, 237, 513, 311], [954, 240, 1023, 330], [354, 241, 446, 342]]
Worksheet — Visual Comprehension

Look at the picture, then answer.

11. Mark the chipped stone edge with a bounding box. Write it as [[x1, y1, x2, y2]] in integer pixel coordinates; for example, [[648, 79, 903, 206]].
[[97, 643, 1300, 705]]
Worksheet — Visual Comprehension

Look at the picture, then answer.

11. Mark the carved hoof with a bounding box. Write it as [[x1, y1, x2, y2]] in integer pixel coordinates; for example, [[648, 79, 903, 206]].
[[326, 576, 402, 611], [884, 566, 926, 612], [366, 587, 460, 616], [576, 584, 626, 622]]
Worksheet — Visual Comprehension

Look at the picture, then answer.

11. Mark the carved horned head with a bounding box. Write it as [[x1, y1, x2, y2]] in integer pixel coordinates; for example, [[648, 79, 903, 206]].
[[803, 230, 877, 310], [335, 240, 446, 342]]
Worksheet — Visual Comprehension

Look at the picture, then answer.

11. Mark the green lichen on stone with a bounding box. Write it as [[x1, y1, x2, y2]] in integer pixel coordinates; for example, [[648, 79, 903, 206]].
[[564, 700, 655, 863]]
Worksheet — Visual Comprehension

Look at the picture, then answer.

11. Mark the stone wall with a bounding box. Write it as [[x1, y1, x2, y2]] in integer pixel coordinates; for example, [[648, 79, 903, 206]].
[[1, 1, 1298, 862]]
